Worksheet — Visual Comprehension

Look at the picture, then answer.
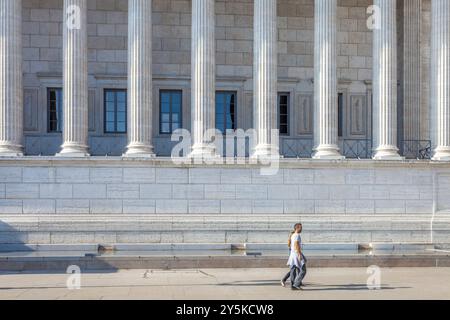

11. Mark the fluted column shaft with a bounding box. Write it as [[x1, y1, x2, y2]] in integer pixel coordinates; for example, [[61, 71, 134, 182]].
[[431, 0, 450, 161], [190, 0, 216, 157], [125, 0, 155, 157], [59, 0, 89, 157], [0, 0, 23, 156], [313, 0, 343, 159], [252, 0, 279, 158], [373, 0, 402, 160], [403, 0, 422, 142]]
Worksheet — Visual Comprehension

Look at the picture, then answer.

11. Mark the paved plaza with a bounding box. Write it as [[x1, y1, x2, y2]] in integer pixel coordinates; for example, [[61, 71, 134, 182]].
[[0, 268, 449, 300]]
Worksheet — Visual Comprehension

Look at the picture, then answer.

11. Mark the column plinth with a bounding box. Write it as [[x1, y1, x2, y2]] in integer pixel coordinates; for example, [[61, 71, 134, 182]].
[[372, 0, 403, 160], [124, 0, 155, 158], [431, 0, 450, 161], [189, 0, 217, 159], [312, 0, 343, 160], [58, 0, 89, 157], [0, 0, 23, 157], [252, 0, 279, 159]]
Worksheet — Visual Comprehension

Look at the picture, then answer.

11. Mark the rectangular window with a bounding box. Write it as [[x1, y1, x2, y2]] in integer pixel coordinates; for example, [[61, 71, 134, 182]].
[[160, 90, 183, 134], [104, 89, 127, 134], [216, 91, 237, 133], [48, 88, 63, 133], [338, 93, 344, 137], [278, 93, 290, 135]]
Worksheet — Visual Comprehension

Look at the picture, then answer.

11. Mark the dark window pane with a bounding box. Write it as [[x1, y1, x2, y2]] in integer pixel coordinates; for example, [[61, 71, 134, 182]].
[[106, 101, 115, 112], [106, 112, 115, 122], [106, 122, 115, 132], [117, 92, 126, 103], [104, 89, 127, 134], [160, 91, 183, 134], [172, 92, 181, 106], [161, 102, 170, 113], [161, 113, 170, 122], [48, 88, 63, 133], [216, 101, 224, 114], [161, 93, 170, 104], [338, 93, 344, 137], [117, 111, 126, 123], [216, 92, 237, 134], [278, 93, 290, 135], [172, 101, 181, 113], [172, 122, 180, 131], [161, 123, 170, 133], [117, 102, 126, 113], [106, 91, 115, 102], [117, 122, 126, 133]]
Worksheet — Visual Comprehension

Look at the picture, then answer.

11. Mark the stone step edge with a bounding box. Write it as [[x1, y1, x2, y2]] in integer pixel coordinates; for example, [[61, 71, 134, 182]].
[[0, 242, 439, 253], [1, 255, 450, 271]]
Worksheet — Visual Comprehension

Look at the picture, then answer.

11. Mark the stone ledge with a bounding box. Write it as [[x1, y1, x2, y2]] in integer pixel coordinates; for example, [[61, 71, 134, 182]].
[[0, 156, 449, 169]]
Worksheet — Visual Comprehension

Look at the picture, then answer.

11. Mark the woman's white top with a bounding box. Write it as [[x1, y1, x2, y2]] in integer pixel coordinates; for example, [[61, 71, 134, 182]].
[[287, 233, 303, 268]]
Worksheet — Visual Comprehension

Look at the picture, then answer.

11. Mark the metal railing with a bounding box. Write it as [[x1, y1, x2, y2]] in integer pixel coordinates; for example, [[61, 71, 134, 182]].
[[281, 138, 373, 159], [401, 140, 432, 160], [339, 139, 373, 159], [215, 137, 432, 160], [281, 138, 314, 158]]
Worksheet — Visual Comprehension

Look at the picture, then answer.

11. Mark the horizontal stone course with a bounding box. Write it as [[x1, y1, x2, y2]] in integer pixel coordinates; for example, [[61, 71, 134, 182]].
[[1, 213, 449, 245]]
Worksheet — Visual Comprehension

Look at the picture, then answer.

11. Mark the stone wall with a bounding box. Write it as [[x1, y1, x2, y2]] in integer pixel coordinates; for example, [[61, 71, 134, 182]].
[[0, 158, 449, 244], [1, 159, 448, 215]]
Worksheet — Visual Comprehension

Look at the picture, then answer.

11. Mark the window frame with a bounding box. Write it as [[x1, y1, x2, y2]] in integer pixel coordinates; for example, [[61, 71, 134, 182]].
[[215, 91, 237, 134], [103, 89, 128, 134], [278, 92, 290, 136], [47, 87, 63, 133], [159, 90, 183, 135]]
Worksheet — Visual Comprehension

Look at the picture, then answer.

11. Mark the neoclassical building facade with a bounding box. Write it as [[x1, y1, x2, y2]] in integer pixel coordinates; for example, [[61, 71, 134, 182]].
[[0, 0, 450, 247]]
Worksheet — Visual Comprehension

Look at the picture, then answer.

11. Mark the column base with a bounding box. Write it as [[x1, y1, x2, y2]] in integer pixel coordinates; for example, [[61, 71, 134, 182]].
[[373, 145, 404, 161], [57, 143, 90, 158], [124, 143, 156, 158], [313, 145, 345, 160], [0, 143, 23, 157], [251, 144, 280, 160], [189, 143, 219, 160], [432, 147, 450, 162]]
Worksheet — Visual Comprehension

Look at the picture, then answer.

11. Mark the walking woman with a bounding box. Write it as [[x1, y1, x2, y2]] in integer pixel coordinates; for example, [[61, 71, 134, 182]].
[[281, 229, 295, 287], [287, 223, 306, 290]]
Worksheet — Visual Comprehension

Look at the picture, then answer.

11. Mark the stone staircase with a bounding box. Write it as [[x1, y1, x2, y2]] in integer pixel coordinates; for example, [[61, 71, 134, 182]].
[[1, 213, 450, 247]]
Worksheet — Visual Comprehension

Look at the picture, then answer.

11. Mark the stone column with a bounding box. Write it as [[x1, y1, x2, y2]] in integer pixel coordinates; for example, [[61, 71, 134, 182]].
[[190, 0, 216, 158], [58, 0, 89, 157], [403, 0, 422, 142], [312, 0, 343, 160], [372, 0, 403, 160], [252, 0, 279, 158], [431, 0, 450, 161], [124, 0, 155, 157], [0, 0, 23, 157]]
